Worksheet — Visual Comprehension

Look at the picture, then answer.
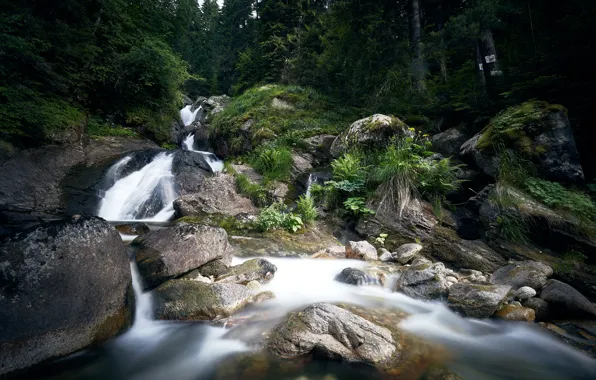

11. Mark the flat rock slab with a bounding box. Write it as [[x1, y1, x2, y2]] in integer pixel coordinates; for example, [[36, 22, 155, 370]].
[[448, 283, 511, 318]]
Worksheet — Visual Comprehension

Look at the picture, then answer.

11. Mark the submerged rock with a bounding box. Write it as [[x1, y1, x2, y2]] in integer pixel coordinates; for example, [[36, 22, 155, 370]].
[[335, 268, 379, 286], [540, 279, 596, 319], [267, 303, 396, 365], [153, 280, 254, 321], [134, 223, 230, 289], [448, 283, 511, 318], [346, 241, 378, 261], [0, 217, 133, 376], [394, 262, 449, 300], [330, 114, 412, 157], [216, 258, 277, 285], [494, 305, 536, 322]]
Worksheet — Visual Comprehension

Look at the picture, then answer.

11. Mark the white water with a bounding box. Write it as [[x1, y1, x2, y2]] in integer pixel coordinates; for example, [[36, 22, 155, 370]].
[[180, 105, 201, 126], [98, 152, 177, 222], [182, 133, 224, 173]]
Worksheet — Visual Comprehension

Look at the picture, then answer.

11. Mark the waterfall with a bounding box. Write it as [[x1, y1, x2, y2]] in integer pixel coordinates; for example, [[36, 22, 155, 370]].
[[130, 260, 153, 327], [180, 105, 201, 127], [305, 173, 315, 198], [182, 133, 224, 173], [97, 152, 177, 222]]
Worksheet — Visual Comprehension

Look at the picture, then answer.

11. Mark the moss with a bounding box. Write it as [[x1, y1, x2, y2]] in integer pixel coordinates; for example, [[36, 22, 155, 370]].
[[477, 100, 567, 156], [176, 214, 250, 235]]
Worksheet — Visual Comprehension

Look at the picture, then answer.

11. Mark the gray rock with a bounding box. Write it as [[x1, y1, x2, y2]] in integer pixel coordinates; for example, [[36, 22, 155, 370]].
[[411, 257, 432, 266], [0, 217, 133, 376], [448, 283, 512, 318], [540, 279, 596, 318], [330, 114, 412, 157], [515, 286, 537, 300], [345, 241, 378, 261], [197, 259, 231, 278], [522, 298, 551, 321], [460, 133, 500, 178], [335, 268, 379, 286], [394, 243, 423, 264], [394, 262, 450, 300], [153, 280, 254, 321], [291, 153, 313, 179], [432, 128, 469, 157], [216, 259, 277, 285], [378, 248, 393, 262], [172, 150, 213, 194], [267, 303, 396, 364], [490, 261, 553, 290], [446, 276, 459, 284], [133, 223, 230, 289], [173, 173, 257, 218]]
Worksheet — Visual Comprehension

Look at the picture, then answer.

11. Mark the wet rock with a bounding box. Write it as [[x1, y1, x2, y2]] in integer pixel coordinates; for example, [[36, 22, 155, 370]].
[[291, 153, 313, 179], [0, 217, 133, 376], [448, 283, 511, 318], [346, 241, 378, 261], [540, 279, 596, 319], [494, 305, 535, 322], [378, 248, 393, 262], [490, 261, 552, 290], [394, 243, 423, 264], [335, 268, 379, 286], [246, 280, 261, 290], [431, 128, 469, 157], [267, 303, 396, 365], [394, 262, 449, 300], [446, 276, 459, 284], [216, 259, 277, 285], [313, 245, 347, 259], [515, 286, 537, 300], [522, 298, 551, 321], [133, 223, 230, 289], [253, 291, 276, 303], [115, 222, 150, 236], [330, 114, 412, 157], [198, 259, 232, 278], [171, 150, 213, 194], [153, 280, 254, 320], [173, 173, 257, 218]]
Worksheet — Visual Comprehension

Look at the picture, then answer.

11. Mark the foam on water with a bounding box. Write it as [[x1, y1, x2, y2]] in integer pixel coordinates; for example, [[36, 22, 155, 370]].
[[182, 133, 224, 172], [180, 105, 201, 126]]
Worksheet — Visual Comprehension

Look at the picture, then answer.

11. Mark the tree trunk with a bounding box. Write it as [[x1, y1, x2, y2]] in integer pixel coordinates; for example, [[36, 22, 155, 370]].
[[478, 28, 502, 103], [410, 0, 425, 92]]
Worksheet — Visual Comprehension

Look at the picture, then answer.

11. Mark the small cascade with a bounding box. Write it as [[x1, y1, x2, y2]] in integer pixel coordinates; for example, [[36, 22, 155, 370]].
[[180, 105, 201, 127], [98, 152, 177, 222], [305, 173, 315, 198], [182, 133, 224, 173], [129, 260, 153, 327], [305, 172, 331, 198]]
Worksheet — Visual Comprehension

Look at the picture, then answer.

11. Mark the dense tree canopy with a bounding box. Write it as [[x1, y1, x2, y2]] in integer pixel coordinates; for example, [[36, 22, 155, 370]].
[[1, 0, 595, 175]]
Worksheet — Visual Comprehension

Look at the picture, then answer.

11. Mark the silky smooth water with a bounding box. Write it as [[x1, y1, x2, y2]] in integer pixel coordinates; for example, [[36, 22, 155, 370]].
[[182, 133, 224, 173], [180, 105, 201, 127]]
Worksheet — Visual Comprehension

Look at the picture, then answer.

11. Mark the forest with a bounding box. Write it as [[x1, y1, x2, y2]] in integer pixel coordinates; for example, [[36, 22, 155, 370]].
[[1, 0, 595, 176]]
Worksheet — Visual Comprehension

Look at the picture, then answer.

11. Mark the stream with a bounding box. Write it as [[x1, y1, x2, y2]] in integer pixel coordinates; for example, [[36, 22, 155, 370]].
[[16, 105, 596, 380]]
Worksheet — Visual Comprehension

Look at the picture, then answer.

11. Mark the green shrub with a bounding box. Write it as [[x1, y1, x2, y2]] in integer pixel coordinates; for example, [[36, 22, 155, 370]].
[[256, 203, 304, 232], [235, 174, 269, 207], [296, 195, 318, 224], [88, 116, 140, 138], [344, 197, 375, 216], [331, 153, 367, 184], [524, 177, 596, 222], [251, 145, 293, 182]]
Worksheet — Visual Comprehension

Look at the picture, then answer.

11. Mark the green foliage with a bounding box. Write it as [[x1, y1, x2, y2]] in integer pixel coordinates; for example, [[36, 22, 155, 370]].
[[524, 178, 596, 222], [235, 174, 269, 207], [553, 249, 588, 277], [343, 197, 375, 217], [256, 202, 304, 233], [373, 134, 460, 216], [496, 213, 529, 243], [331, 153, 367, 184], [375, 233, 388, 247], [87, 117, 139, 138], [295, 195, 318, 225], [251, 145, 293, 182]]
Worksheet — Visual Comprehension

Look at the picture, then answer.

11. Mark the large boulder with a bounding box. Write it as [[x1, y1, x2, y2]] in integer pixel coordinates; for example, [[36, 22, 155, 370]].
[[267, 303, 396, 365], [460, 100, 584, 183], [330, 114, 412, 157], [216, 259, 277, 285], [335, 268, 379, 286], [133, 223, 230, 289], [448, 283, 511, 318], [153, 280, 254, 320], [431, 128, 469, 157], [490, 261, 553, 290], [345, 241, 378, 261], [173, 173, 257, 218], [394, 262, 450, 300], [393, 243, 423, 264], [172, 150, 213, 195], [0, 217, 133, 376], [203, 95, 231, 121], [540, 279, 596, 319]]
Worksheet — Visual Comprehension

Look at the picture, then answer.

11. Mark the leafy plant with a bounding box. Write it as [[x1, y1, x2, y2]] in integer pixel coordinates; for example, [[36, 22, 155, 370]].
[[524, 177, 596, 222], [256, 202, 304, 233], [343, 197, 375, 216], [375, 233, 388, 247], [331, 153, 367, 183], [235, 174, 269, 207], [251, 145, 293, 182], [283, 214, 304, 232], [296, 195, 318, 224]]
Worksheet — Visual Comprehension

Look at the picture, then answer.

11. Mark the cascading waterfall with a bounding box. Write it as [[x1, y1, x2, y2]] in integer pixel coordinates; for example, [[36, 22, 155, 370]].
[[180, 105, 201, 127], [182, 133, 224, 173], [98, 152, 177, 222]]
